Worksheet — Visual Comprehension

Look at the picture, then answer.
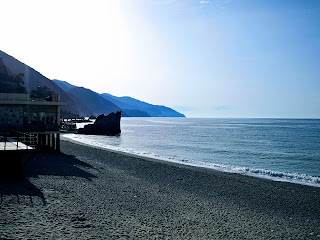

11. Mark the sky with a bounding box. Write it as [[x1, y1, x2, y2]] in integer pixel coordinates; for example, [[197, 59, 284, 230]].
[[1, 0, 320, 118]]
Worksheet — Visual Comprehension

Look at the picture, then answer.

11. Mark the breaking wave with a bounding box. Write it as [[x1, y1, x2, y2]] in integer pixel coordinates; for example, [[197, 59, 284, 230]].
[[62, 134, 320, 188]]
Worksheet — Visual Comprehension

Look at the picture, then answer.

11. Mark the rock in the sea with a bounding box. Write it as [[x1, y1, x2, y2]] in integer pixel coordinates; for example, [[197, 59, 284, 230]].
[[78, 111, 121, 135]]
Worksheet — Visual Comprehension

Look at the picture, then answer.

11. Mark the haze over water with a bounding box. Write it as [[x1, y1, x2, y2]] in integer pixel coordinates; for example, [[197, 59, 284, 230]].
[[64, 118, 320, 187]]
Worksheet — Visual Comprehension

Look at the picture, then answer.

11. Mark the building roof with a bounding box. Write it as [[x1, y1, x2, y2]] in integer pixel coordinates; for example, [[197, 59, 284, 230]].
[[0, 93, 66, 106]]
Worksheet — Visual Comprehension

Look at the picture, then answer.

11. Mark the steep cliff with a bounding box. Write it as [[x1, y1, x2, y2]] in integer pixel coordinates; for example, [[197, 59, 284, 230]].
[[0, 50, 93, 116], [54, 80, 185, 117]]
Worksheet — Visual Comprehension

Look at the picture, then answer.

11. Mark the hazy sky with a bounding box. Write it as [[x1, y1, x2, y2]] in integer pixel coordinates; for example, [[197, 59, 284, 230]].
[[1, 0, 320, 118]]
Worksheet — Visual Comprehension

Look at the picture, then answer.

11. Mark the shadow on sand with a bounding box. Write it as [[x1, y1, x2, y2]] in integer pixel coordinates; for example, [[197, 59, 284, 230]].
[[23, 151, 97, 180], [0, 151, 96, 206], [0, 178, 46, 206]]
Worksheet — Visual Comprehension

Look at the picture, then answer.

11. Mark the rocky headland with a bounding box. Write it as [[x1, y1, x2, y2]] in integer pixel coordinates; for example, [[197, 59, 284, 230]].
[[77, 111, 121, 136]]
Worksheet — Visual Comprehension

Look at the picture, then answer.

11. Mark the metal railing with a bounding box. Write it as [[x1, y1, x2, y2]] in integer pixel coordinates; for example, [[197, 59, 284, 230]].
[[0, 93, 61, 102], [0, 130, 37, 150]]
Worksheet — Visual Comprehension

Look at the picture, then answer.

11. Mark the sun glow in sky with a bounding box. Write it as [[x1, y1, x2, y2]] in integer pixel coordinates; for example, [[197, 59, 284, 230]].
[[1, 0, 320, 118]]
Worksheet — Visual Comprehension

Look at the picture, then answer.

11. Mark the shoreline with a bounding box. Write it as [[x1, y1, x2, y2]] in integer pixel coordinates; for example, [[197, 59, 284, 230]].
[[1, 140, 319, 239], [62, 134, 320, 188]]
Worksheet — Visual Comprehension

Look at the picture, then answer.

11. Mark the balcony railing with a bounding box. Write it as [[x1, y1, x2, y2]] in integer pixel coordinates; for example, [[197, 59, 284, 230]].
[[0, 93, 60, 102], [0, 130, 37, 151]]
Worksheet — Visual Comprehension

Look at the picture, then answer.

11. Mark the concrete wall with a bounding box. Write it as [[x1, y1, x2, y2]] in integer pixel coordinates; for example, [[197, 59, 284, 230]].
[[0, 93, 61, 102], [0, 93, 30, 101], [0, 105, 24, 130]]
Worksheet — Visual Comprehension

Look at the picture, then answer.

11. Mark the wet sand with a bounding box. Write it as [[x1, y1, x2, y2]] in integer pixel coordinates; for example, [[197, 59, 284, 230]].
[[1, 140, 320, 239]]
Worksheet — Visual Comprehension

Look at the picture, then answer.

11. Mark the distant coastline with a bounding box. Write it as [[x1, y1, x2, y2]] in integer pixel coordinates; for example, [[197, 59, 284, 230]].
[[62, 133, 320, 188], [64, 117, 320, 188]]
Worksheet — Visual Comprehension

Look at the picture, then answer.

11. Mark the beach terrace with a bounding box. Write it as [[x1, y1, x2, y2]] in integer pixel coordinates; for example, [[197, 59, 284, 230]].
[[0, 92, 65, 151], [0, 92, 66, 179]]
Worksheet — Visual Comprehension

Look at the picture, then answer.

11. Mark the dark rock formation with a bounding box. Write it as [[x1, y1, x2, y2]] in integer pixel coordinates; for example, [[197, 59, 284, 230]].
[[78, 111, 121, 136]]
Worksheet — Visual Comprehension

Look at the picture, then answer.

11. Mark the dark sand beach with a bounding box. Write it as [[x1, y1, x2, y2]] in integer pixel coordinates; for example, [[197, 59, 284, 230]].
[[1, 140, 320, 239]]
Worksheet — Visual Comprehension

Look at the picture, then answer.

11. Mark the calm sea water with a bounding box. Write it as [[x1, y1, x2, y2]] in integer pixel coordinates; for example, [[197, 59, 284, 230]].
[[63, 118, 320, 187]]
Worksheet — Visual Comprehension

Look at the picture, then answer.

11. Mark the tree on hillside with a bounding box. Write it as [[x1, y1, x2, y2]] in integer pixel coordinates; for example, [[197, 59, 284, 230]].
[[0, 59, 26, 93], [30, 86, 54, 99]]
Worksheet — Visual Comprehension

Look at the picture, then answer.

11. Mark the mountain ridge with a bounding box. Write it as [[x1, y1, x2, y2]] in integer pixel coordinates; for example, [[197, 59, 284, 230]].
[[100, 94, 185, 117], [0, 50, 93, 116], [54, 80, 185, 117], [0, 49, 185, 118]]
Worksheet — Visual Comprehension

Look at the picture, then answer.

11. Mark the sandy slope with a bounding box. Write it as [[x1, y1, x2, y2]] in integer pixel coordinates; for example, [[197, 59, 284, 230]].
[[0, 140, 319, 239]]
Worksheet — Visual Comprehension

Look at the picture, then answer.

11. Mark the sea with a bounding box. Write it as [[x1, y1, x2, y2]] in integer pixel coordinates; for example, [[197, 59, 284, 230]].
[[62, 118, 320, 187]]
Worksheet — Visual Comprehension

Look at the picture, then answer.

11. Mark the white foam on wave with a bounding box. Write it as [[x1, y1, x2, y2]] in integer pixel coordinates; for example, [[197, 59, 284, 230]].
[[62, 134, 320, 188]]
